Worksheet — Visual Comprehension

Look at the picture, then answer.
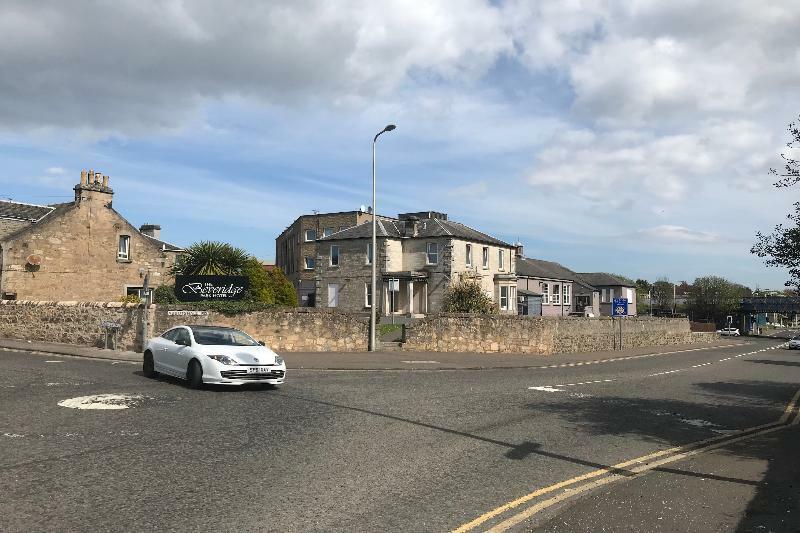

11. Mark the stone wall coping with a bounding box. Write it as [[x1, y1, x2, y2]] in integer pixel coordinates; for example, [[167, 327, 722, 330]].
[[0, 299, 146, 308], [415, 312, 687, 322]]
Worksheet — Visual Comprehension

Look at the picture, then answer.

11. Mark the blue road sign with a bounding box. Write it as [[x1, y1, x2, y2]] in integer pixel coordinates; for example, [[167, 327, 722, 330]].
[[612, 298, 628, 317]]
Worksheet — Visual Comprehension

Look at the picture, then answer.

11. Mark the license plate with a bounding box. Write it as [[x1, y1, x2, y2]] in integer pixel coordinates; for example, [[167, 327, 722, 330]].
[[247, 366, 272, 374]]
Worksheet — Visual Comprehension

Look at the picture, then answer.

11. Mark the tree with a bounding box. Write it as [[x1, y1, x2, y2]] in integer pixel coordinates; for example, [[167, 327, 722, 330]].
[[442, 280, 497, 313], [687, 276, 751, 326], [172, 241, 250, 276], [651, 277, 674, 311], [265, 267, 298, 307], [242, 257, 274, 304], [752, 116, 800, 288], [635, 278, 651, 308]]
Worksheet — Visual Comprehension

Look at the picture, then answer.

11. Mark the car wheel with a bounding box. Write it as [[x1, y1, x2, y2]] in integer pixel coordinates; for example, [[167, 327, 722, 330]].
[[143, 351, 157, 378], [187, 359, 203, 389]]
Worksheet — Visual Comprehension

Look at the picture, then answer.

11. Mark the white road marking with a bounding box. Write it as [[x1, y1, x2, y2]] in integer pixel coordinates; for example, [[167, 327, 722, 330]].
[[45, 360, 64, 363], [2, 433, 24, 438], [401, 360, 440, 364], [57, 394, 144, 410], [531, 342, 789, 390]]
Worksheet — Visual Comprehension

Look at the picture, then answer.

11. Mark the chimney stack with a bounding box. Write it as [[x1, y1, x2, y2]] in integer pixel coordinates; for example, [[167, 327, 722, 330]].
[[404, 216, 420, 237], [139, 224, 161, 240], [514, 242, 524, 258]]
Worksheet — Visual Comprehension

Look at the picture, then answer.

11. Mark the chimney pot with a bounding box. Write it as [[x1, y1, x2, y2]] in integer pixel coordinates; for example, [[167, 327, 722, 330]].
[[80, 170, 88, 186], [102, 175, 109, 188]]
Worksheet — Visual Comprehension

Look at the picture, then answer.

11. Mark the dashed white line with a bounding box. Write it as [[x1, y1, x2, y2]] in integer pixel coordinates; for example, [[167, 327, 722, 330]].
[[529, 342, 788, 391]]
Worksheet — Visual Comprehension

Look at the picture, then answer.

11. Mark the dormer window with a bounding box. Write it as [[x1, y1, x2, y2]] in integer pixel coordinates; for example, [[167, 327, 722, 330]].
[[117, 235, 130, 260]]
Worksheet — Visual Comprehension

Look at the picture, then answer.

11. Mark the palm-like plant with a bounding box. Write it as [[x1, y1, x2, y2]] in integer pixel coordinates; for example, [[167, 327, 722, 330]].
[[172, 241, 250, 276]]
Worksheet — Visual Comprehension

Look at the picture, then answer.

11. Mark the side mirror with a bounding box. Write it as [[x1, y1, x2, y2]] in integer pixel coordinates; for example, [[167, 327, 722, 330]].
[[258, 341, 265, 346], [176, 338, 190, 347]]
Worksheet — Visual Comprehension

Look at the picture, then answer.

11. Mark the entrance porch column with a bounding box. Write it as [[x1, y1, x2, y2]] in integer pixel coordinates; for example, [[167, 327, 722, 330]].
[[423, 283, 428, 313], [407, 280, 414, 314]]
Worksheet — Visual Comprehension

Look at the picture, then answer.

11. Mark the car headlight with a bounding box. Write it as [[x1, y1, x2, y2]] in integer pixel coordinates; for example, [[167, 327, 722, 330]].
[[207, 354, 239, 365], [275, 356, 284, 366]]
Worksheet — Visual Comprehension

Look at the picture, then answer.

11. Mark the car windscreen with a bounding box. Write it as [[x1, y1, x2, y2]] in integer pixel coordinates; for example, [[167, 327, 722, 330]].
[[190, 326, 259, 346]]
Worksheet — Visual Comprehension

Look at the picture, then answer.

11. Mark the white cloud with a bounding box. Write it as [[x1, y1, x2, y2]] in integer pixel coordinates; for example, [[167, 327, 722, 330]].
[[45, 167, 65, 175], [635, 225, 719, 244], [0, 0, 511, 135]]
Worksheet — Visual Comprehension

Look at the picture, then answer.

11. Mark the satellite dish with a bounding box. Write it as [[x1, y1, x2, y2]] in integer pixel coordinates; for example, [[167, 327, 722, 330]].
[[359, 205, 367, 213], [26, 254, 42, 266]]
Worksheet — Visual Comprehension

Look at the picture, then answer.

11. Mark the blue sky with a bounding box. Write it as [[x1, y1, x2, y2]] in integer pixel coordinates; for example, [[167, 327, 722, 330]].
[[1, 0, 798, 288]]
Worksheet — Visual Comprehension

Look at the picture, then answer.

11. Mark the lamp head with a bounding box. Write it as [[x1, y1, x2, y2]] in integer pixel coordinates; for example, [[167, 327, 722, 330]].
[[384, 124, 396, 132]]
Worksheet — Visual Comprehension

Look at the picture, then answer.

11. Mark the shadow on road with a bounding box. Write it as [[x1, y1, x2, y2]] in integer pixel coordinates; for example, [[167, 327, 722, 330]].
[[749, 359, 800, 368], [522, 380, 800, 531]]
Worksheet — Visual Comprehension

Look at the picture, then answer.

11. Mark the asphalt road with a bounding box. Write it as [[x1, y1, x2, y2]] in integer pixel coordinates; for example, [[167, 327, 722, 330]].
[[2, 336, 799, 532]]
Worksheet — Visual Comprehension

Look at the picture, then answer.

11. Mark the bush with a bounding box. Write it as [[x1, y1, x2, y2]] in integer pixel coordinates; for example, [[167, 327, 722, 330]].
[[266, 267, 298, 307], [119, 294, 141, 304], [442, 280, 497, 314], [153, 284, 178, 304], [243, 257, 275, 304]]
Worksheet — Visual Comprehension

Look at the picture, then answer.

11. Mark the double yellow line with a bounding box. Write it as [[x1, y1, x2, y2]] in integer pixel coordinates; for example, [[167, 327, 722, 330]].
[[454, 387, 800, 533]]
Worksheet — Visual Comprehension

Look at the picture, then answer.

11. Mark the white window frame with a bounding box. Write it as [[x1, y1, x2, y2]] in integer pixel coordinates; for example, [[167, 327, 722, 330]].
[[563, 285, 571, 306], [365, 283, 372, 308], [542, 283, 549, 304], [482, 246, 489, 269], [330, 245, 340, 267], [323, 227, 334, 238], [426, 242, 439, 265], [304, 229, 316, 242], [626, 288, 634, 302], [466, 244, 472, 267], [500, 286, 509, 310], [366, 242, 373, 265], [304, 257, 315, 270], [601, 289, 608, 303], [552, 283, 561, 305], [498, 249, 504, 271], [117, 235, 130, 260]]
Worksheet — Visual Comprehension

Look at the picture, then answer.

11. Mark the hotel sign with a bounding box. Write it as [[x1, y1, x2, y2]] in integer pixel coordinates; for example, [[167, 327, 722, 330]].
[[174, 275, 249, 302]]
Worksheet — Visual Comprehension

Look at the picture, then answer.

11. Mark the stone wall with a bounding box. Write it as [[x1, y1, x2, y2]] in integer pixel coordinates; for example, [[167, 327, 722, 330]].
[[0, 300, 147, 350], [154, 306, 368, 352], [403, 314, 710, 355], [0, 301, 718, 355]]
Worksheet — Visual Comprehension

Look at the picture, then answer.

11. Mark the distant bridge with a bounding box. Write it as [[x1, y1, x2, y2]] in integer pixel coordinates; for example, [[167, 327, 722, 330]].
[[741, 297, 800, 314]]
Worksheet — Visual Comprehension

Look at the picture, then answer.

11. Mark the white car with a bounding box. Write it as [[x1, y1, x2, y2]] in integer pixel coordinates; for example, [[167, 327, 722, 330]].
[[717, 327, 741, 336], [788, 336, 800, 349], [143, 325, 286, 387]]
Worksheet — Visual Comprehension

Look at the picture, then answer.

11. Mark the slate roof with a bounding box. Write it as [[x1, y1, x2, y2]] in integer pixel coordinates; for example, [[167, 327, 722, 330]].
[[0, 200, 54, 222], [142, 233, 183, 252], [576, 272, 633, 287], [517, 258, 603, 296], [319, 217, 512, 247], [516, 258, 575, 281]]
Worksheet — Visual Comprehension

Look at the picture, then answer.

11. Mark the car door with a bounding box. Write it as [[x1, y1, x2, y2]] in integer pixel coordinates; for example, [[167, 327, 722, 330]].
[[171, 328, 195, 378], [150, 329, 177, 374]]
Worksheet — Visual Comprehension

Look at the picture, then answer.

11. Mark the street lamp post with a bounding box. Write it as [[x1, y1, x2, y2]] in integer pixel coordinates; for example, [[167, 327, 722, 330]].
[[370, 124, 396, 352]]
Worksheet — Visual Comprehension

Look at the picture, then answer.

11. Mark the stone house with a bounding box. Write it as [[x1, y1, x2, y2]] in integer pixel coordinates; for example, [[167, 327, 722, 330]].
[[313, 211, 518, 316], [0, 169, 182, 301], [516, 257, 600, 316], [275, 209, 394, 307], [576, 273, 637, 316]]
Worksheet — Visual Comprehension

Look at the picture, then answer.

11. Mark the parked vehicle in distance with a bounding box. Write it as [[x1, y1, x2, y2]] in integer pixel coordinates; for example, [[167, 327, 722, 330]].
[[716, 327, 741, 336], [788, 336, 800, 349], [143, 325, 286, 388]]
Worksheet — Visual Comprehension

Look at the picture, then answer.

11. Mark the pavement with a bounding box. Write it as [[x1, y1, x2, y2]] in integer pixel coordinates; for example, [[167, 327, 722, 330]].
[[0, 336, 747, 370], [2, 335, 799, 532]]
